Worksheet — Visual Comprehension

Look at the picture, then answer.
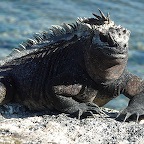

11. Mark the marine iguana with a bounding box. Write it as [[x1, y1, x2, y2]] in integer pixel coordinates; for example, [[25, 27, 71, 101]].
[[0, 9, 144, 121]]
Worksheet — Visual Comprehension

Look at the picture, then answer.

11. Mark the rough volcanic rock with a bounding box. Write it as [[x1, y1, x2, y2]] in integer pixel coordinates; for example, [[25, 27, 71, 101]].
[[0, 104, 144, 144]]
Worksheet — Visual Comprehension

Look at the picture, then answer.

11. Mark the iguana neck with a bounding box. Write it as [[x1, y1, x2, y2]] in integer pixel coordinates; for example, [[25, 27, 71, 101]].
[[84, 48, 128, 84]]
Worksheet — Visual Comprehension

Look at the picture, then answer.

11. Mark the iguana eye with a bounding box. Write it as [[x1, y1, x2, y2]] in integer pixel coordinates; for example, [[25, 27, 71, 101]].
[[99, 32, 107, 42]]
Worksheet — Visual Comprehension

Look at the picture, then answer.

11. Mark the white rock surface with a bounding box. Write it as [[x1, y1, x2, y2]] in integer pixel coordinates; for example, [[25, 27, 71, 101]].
[[0, 104, 144, 144]]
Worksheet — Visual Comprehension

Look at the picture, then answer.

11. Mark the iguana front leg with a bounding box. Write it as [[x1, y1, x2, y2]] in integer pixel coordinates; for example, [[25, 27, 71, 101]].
[[117, 73, 144, 121], [0, 76, 15, 105], [50, 84, 104, 119]]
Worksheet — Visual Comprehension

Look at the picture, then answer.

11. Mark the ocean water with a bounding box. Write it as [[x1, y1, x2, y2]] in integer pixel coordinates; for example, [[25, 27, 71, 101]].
[[0, 0, 144, 110]]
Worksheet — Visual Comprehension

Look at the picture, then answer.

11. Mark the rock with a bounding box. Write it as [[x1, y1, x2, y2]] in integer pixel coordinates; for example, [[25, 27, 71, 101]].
[[0, 104, 144, 144]]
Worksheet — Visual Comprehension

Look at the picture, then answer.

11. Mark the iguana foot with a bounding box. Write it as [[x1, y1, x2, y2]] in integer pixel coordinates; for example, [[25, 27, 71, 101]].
[[68, 102, 105, 119], [116, 94, 144, 122], [52, 94, 105, 119]]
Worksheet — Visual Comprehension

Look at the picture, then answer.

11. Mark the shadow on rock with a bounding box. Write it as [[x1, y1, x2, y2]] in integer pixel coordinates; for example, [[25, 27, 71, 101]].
[[0, 103, 60, 119]]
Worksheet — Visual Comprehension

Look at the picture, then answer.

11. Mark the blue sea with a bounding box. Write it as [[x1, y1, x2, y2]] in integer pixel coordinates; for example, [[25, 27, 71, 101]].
[[0, 0, 144, 110]]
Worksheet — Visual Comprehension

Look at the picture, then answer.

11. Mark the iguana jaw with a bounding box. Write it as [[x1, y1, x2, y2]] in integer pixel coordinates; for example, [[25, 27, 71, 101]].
[[84, 48, 128, 83]]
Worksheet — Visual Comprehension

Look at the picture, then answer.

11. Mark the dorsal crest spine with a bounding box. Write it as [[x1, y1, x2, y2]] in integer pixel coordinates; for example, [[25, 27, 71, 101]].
[[13, 9, 112, 53]]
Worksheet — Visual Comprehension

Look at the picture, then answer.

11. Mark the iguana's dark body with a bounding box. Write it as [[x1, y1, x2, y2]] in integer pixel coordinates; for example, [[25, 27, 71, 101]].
[[0, 10, 144, 120]]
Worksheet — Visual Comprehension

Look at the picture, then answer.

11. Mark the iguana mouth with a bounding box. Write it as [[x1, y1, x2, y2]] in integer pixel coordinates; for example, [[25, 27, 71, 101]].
[[104, 48, 128, 59], [99, 46, 128, 59]]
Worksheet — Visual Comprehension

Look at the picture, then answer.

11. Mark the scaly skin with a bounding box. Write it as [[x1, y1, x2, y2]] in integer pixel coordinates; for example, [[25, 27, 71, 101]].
[[0, 10, 144, 120]]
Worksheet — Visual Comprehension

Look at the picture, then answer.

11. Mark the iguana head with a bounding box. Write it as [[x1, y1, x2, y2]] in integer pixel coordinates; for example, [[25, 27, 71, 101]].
[[82, 9, 130, 60], [82, 9, 130, 83]]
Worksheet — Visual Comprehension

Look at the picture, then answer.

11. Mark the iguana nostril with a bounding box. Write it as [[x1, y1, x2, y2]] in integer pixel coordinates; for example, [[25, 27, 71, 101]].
[[123, 29, 127, 34], [124, 44, 127, 47]]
